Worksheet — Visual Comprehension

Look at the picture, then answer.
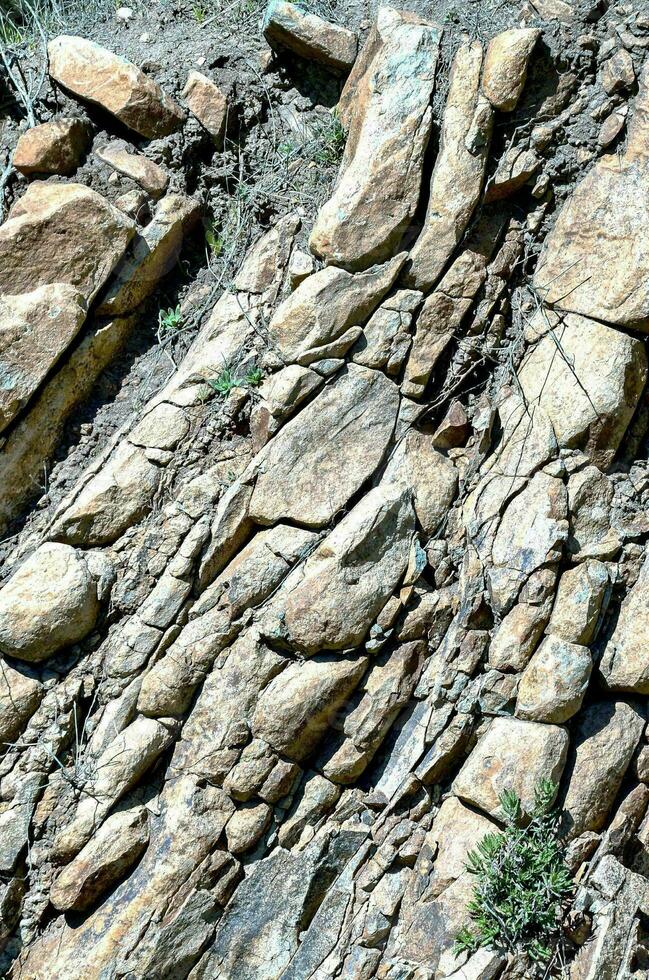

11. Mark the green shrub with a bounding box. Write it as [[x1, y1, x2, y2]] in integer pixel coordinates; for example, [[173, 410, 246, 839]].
[[455, 780, 573, 966]]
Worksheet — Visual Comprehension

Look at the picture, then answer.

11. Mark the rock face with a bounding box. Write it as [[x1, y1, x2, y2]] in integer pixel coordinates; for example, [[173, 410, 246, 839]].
[[0, 285, 87, 434], [534, 61, 649, 330], [309, 8, 441, 269], [263, 0, 357, 72], [0, 544, 110, 662], [0, 182, 134, 302], [600, 551, 649, 692], [48, 35, 185, 138], [515, 635, 592, 723], [13, 119, 88, 176], [481, 29, 540, 111]]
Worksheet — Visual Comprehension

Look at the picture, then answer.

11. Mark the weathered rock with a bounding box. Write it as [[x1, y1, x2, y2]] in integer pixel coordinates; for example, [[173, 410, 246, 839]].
[[0, 182, 134, 302], [485, 144, 542, 201], [601, 47, 635, 95], [488, 471, 568, 614], [95, 141, 169, 197], [309, 8, 441, 269], [267, 253, 404, 365], [225, 802, 272, 854], [55, 716, 175, 859], [567, 465, 620, 561], [432, 401, 470, 450], [352, 288, 420, 374], [48, 35, 184, 138], [252, 655, 368, 761], [13, 118, 88, 176], [488, 596, 553, 672], [518, 309, 647, 468], [50, 806, 149, 911], [260, 484, 415, 653], [403, 41, 492, 291], [453, 716, 569, 819], [534, 62, 649, 330], [516, 635, 592, 723], [482, 29, 540, 111], [96, 194, 201, 315], [600, 550, 649, 692], [182, 70, 229, 144], [0, 544, 111, 662], [548, 560, 609, 645], [0, 663, 43, 745], [51, 441, 162, 546], [249, 365, 399, 528], [562, 700, 645, 838], [263, 0, 357, 72], [0, 284, 87, 434], [383, 429, 458, 535], [233, 213, 300, 299], [279, 774, 341, 848]]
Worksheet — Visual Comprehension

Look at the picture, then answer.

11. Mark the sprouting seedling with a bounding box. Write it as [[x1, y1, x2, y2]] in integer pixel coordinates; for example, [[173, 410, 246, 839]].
[[158, 305, 182, 334], [204, 364, 263, 397]]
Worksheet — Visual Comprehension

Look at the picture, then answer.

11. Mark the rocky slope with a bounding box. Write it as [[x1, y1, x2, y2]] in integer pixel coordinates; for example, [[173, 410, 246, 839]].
[[2, 0, 649, 978]]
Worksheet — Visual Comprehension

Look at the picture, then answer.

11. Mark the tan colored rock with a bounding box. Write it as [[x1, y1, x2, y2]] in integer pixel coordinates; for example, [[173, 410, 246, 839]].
[[52, 441, 161, 547], [548, 560, 609, 645], [567, 465, 620, 561], [309, 8, 441, 269], [432, 401, 470, 449], [50, 806, 149, 911], [0, 314, 136, 534], [453, 716, 569, 819], [182, 70, 229, 144], [601, 48, 635, 95], [260, 484, 415, 653], [233, 213, 300, 298], [249, 365, 399, 528], [96, 141, 169, 197], [562, 700, 645, 838], [0, 663, 43, 745], [488, 598, 552, 673], [252, 655, 367, 761], [0, 284, 86, 434], [48, 35, 184, 138], [534, 62, 649, 330], [225, 802, 272, 854], [403, 41, 492, 291], [97, 194, 201, 316], [267, 253, 404, 365], [518, 309, 647, 469], [488, 471, 568, 614], [383, 429, 458, 536], [352, 288, 420, 374], [0, 544, 110, 662], [278, 774, 340, 848], [485, 144, 542, 201], [55, 716, 174, 859], [263, 0, 357, 72], [0, 182, 134, 303], [600, 551, 649, 692], [482, 29, 540, 112], [288, 248, 314, 290], [13, 118, 88, 176], [516, 635, 592, 724]]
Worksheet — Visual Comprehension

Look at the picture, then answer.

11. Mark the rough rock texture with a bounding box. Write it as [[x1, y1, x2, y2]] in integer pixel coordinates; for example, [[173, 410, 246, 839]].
[[263, 0, 357, 72], [95, 141, 169, 197], [600, 550, 649, 692], [182, 71, 229, 144], [482, 29, 540, 111], [13, 119, 88, 176], [48, 35, 185, 138], [309, 8, 441, 269]]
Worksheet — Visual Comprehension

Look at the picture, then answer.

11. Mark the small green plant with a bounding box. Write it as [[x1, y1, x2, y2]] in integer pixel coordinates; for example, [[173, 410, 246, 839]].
[[205, 219, 224, 257], [158, 305, 182, 334], [455, 780, 573, 967], [192, 1, 208, 21], [205, 364, 263, 397], [311, 112, 346, 167]]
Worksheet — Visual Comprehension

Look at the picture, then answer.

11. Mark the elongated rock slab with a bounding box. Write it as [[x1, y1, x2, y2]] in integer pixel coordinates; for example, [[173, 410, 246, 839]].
[[263, 0, 357, 72], [309, 7, 441, 270]]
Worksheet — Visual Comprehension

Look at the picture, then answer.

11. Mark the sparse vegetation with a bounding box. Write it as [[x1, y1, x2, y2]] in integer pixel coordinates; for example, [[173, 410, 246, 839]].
[[205, 364, 263, 397], [455, 781, 573, 969], [158, 305, 183, 334]]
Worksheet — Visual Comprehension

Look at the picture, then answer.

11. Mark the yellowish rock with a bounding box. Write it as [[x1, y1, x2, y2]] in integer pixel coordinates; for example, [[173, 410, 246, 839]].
[[182, 70, 229, 144], [482, 28, 540, 112], [95, 141, 169, 197], [13, 118, 88, 176]]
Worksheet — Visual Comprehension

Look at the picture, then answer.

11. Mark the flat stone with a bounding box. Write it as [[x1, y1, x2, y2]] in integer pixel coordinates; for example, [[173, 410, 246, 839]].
[[0, 284, 87, 435], [534, 62, 649, 330], [0, 663, 43, 745], [50, 806, 149, 911], [309, 8, 441, 269], [548, 560, 609, 644], [600, 551, 649, 692], [249, 364, 399, 528], [516, 635, 592, 723], [13, 118, 88, 176], [562, 700, 645, 837], [259, 484, 415, 653], [182, 70, 229, 144], [482, 29, 540, 111], [96, 141, 169, 197], [0, 544, 109, 662], [263, 0, 357, 72], [403, 41, 492, 292], [48, 35, 184, 138], [383, 429, 458, 536], [0, 181, 134, 303], [518, 309, 647, 469], [452, 716, 569, 819], [567, 465, 620, 561], [267, 254, 404, 365]]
